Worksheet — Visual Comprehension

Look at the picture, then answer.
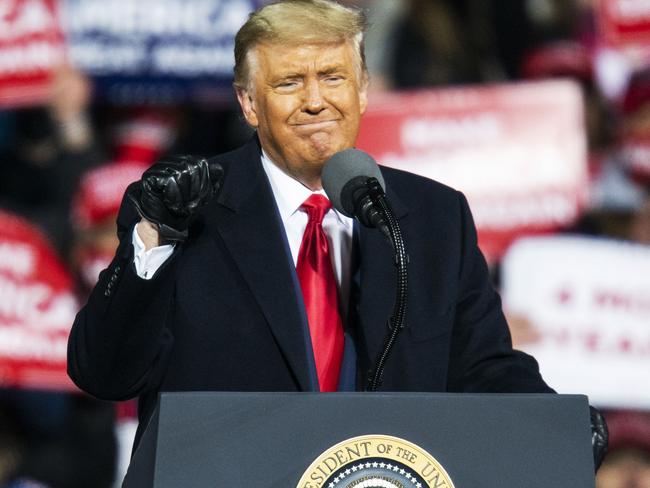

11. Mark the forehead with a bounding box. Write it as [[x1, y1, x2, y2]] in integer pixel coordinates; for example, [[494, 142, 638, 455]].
[[251, 41, 357, 78]]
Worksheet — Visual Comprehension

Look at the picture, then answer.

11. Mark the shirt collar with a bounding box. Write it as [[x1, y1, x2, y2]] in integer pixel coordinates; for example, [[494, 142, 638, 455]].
[[260, 149, 351, 226]]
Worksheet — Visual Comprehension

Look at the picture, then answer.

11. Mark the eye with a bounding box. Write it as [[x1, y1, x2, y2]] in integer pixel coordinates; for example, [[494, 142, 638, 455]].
[[275, 79, 301, 91], [324, 75, 344, 84]]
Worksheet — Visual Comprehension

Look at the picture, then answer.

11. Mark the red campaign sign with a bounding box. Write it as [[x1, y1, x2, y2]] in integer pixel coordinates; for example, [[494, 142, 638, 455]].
[[0, 210, 78, 391], [597, 0, 650, 47], [0, 0, 66, 108], [356, 80, 589, 261]]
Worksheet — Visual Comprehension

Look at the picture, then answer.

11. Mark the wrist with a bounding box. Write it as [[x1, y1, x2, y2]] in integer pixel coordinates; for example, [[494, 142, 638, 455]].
[[136, 219, 163, 250]]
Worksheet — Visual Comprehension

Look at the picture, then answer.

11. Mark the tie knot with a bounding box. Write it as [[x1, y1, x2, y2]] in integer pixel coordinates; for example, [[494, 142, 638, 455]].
[[301, 194, 331, 224]]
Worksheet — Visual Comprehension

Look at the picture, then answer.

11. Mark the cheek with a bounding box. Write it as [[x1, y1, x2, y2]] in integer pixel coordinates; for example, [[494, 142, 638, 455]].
[[332, 88, 361, 120], [264, 96, 298, 124], [337, 92, 363, 135]]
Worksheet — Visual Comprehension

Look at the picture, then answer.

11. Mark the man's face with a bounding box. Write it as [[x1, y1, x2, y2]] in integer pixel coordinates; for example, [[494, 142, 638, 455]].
[[236, 41, 368, 189]]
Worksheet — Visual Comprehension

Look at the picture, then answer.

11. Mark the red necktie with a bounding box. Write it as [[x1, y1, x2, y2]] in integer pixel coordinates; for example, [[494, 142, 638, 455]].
[[296, 194, 344, 392]]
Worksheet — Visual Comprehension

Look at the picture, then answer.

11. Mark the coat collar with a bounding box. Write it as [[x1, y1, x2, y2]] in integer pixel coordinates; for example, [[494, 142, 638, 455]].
[[217, 138, 408, 220], [208, 137, 409, 389]]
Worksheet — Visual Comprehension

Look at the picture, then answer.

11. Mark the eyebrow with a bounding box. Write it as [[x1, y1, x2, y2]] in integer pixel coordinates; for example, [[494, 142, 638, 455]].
[[273, 72, 303, 81], [318, 66, 344, 76], [272, 65, 347, 82]]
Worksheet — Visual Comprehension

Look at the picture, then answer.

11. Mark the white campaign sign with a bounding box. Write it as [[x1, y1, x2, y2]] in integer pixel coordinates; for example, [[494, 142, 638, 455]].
[[502, 235, 650, 409]]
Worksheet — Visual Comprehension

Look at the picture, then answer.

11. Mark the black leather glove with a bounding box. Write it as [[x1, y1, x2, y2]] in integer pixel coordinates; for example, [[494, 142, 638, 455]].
[[590, 405, 608, 472], [129, 155, 224, 242]]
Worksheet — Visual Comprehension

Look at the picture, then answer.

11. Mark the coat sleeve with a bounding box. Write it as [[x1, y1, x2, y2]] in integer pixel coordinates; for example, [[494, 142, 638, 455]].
[[67, 183, 177, 400], [446, 192, 555, 393]]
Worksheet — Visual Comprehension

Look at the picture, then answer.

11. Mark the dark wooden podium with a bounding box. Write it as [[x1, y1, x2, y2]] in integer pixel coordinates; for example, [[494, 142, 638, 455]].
[[123, 392, 594, 487]]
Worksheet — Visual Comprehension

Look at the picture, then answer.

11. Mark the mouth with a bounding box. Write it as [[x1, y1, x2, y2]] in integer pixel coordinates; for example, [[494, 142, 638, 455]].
[[292, 120, 339, 131]]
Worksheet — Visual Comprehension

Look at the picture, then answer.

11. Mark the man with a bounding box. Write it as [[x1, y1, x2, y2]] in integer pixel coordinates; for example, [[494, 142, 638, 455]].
[[68, 0, 556, 452]]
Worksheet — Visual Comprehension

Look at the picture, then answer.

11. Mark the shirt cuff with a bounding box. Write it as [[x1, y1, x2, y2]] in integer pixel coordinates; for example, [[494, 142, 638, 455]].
[[132, 225, 175, 280]]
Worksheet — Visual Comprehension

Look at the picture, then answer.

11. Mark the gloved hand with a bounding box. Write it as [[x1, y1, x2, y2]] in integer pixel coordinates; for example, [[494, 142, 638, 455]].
[[129, 155, 224, 242], [590, 405, 608, 472]]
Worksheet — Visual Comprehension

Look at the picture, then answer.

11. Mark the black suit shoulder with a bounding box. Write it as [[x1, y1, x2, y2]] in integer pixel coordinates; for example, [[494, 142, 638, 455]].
[[379, 164, 468, 235], [380, 164, 457, 199]]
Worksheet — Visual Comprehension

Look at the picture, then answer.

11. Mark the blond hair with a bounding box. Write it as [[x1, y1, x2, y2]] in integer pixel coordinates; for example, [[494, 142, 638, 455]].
[[233, 0, 367, 90]]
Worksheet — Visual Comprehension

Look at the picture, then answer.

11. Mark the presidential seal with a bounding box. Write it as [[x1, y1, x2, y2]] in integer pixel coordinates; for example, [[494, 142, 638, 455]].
[[296, 435, 455, 488]]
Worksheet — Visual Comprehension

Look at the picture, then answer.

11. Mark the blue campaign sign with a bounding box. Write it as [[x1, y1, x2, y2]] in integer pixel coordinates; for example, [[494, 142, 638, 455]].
[[61, 0, 263, 103]]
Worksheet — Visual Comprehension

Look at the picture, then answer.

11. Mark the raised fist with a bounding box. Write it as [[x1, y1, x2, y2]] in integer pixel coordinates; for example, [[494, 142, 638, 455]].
[[129, 155, 223, 242]]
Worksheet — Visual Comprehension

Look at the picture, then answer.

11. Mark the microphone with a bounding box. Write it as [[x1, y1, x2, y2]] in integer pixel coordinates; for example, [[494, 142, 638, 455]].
[[321, 149, 389, 237], [323, 148, 409, 391]]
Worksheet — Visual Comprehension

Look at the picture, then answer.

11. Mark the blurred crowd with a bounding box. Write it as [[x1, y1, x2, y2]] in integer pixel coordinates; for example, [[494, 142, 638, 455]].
[[1, 0, 650, 486]]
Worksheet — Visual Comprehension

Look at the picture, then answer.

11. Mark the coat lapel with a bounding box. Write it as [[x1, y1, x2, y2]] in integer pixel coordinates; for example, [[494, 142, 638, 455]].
[[205, 139, 314, 391]]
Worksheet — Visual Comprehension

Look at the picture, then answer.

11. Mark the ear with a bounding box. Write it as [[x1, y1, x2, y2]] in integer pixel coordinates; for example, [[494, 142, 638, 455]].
[[235, 87, 259, 128], [358, 75, 369, 115]]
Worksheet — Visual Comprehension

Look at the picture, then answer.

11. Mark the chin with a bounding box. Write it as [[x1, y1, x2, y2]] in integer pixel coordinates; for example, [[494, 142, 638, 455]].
[[313, 140, 352, 162]]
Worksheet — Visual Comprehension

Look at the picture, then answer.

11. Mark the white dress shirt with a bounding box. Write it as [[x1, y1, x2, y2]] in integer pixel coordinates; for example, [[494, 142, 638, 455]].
[[260, 151, 354, 317], [132, 226, 175, 279], [131, 151, 354, 317]]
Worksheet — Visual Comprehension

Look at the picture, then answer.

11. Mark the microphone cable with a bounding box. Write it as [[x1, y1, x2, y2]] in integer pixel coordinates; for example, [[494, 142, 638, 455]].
[[364, 178, 409, 392]]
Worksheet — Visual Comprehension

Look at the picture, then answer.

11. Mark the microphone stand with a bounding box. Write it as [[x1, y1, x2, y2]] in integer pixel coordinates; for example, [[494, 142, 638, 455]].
[[364, 179, 409, 392]]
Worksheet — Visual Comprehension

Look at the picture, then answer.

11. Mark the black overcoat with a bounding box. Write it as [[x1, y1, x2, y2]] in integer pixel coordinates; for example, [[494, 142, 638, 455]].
[[67, 137, 553, 447]]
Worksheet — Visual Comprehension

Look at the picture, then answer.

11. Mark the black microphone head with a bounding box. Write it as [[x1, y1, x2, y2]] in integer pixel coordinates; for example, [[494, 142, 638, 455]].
[[322, 148, 386, 217]]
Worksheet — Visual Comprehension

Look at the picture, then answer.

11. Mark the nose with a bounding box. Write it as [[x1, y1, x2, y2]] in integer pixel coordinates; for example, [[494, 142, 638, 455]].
[[303, 79, 325, 114]]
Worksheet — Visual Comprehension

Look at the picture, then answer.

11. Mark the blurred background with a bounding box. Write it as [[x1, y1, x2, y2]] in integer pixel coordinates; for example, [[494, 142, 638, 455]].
[[0, 0, 649, 486]]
